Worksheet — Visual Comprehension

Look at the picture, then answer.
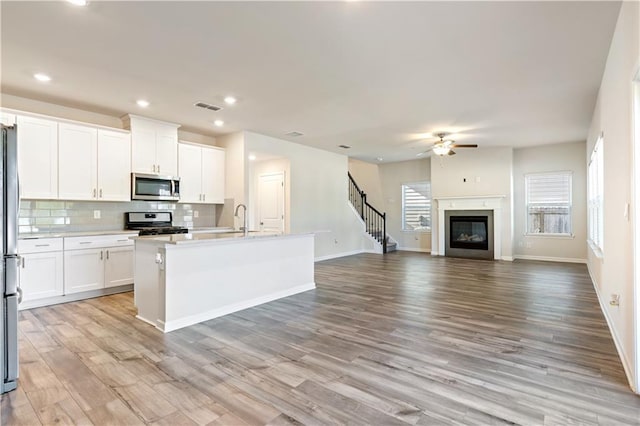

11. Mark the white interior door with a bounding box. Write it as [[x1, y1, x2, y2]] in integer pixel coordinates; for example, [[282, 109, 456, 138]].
[[258, 172, 285, 232]]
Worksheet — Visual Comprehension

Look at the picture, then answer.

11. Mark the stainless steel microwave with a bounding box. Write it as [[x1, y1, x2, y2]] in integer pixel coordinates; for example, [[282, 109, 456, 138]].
[[131, 173, 180, 201]]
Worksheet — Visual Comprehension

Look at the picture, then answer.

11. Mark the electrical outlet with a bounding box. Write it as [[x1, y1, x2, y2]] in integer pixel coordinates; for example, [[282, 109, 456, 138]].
[[610, 294, 620, 306], [334, 239, 338, 244], [475, 176, 481, 183], [93, 210, 101, 219], [194, 210, 199, 218]]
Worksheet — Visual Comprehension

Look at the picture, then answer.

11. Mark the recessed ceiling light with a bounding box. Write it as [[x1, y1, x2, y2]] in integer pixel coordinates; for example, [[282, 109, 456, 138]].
[[136, 99, 150, 108], [214, 120, 224, 127], [224, 96, 237, 105], [33, 73, 51, 82], [67, 0, 88, 5], [248, 154, 257, 161], [376, 157, 383, 162]]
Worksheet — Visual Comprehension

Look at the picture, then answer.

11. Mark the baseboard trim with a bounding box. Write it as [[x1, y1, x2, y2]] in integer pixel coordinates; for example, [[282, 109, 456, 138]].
[[587, 263, 637, 393], [513, 255, 587, 264], [501, 256, 514, 261], [397, 247, 431, 253], [161, 282, 316, 333], [19, 284, 133, 310], [315, 249, 365, 262]]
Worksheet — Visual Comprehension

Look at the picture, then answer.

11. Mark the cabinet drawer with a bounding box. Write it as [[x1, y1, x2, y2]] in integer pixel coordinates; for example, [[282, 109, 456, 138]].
[[18, 238, 63, 254], [64, 234, 135, 250]]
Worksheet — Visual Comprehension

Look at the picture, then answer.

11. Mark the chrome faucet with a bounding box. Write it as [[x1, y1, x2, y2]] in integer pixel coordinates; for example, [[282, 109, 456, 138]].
[[234, 203, 248, 236]]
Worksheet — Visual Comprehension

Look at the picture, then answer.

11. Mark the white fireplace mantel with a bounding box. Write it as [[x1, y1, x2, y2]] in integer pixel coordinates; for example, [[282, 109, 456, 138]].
[[433, 195, 506, 260]]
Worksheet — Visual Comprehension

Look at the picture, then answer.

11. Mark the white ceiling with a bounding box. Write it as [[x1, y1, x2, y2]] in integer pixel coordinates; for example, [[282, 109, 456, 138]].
[[1, 1, 621, 163]]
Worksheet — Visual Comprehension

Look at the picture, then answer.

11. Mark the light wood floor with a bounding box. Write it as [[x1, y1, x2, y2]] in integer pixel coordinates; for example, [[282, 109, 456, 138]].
[[2, 252, 639, 425]]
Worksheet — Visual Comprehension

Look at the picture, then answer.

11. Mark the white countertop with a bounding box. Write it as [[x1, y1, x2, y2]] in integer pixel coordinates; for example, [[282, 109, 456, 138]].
[[19, 230, 139, 240], [133, 231, 311, 246]]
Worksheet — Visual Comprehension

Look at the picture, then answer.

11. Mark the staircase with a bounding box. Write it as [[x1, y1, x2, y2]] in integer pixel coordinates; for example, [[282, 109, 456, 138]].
[[348, 172, 396, 253]]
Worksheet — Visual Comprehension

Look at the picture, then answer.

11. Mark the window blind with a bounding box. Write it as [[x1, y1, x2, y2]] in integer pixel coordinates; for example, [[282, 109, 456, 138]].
[[402, 182, 431, 231], [525, 172, 572, 234]]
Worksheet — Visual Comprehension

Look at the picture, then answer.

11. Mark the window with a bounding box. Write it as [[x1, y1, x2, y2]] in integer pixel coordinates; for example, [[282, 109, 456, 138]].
[[525, 172, 572, 235], [402, 182, 431, 231], [588, 136, 604, 252]]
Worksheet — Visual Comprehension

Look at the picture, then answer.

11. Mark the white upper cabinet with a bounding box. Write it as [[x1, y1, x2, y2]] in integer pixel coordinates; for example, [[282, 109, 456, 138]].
[[126, 115, 179, 176], [58, 123, 131, 201], [58, 122, 98, 200], [202, 147, 225, 204], [1, 111, 16, 125], [16, 115, 58, 199], [97, 129, 131, 201], [178, 143, 202, 203], [178, 142, 225, 204]]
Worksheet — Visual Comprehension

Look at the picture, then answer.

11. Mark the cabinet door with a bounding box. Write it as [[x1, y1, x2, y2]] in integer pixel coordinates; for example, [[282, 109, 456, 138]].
[[203, 147, 225, 204], [156, 126, 178, 176], [104, 246, 134, 288], [1, 111, 16, 125], [16, 115, 58, 199], [98, 129, 131, 201], [64, 248, 104, 294], [178, 143, 202, 203], [131, 127, 157, 174], [20, 252, 64, 301], [58, 123, 98, 200]]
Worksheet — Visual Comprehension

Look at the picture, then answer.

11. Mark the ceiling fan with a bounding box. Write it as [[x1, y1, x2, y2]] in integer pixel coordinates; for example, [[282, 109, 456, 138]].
[[418, 133, 478, 157]]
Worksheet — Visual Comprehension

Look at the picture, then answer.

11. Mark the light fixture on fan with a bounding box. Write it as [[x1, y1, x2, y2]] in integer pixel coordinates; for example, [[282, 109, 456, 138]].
[[417, 133, 478, 157]]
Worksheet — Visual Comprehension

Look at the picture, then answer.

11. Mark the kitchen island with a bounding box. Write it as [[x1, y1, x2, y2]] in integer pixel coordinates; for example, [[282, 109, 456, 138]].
[[132, 232, 315, 332]]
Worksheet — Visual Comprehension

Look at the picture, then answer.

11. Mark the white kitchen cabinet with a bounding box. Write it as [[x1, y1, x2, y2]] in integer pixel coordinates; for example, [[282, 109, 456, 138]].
[[203, 147, 225, 204], [178, 142, 225, 204], [126, 115, 179, 176], [16, 115, 58, 199], [97, 129, 131, 201], [58, 122, 98, 200], [58, 124, 131, 201], [18, 238, 64, 303], [64, 234, 134, 295], [104, 246, 134, 288], [64, 248, 105, 294], [1, 111, 16, 125]]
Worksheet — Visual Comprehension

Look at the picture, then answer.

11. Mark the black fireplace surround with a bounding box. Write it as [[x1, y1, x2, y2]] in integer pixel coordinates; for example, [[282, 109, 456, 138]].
[[449, 216, 489, 251], [444, 210, 494, 260]]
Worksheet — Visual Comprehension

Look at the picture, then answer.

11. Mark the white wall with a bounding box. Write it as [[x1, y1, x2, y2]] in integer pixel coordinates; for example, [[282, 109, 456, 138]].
[[513, 142, 587, 262], [243, 131, 364, 260], [586, 1, 639, 391], [378, 159, 431, 252], [216, 132, 246, 228], [431, 147, 514, 259], [347, 158, 385, 209]]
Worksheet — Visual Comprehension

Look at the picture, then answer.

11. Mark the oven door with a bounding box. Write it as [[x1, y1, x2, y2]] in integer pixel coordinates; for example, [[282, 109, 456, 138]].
[[131, 173, 180, 201]]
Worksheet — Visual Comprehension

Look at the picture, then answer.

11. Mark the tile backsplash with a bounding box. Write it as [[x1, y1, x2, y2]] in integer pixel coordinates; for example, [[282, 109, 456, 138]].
[[19, 200, 216, 234]]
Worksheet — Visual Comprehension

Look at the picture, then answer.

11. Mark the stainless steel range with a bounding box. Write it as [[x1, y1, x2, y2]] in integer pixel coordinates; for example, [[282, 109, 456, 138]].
[[125, 212, 189, 236]]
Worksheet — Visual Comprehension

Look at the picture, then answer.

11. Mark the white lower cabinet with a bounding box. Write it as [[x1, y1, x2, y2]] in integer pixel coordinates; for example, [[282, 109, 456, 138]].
[[18, 238, 64, 302], [104, 246, 134, 288], [64, 235, 135, 295]]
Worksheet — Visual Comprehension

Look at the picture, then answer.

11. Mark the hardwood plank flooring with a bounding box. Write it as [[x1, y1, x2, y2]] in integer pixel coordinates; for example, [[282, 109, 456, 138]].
[[2, 252, 639, 425]]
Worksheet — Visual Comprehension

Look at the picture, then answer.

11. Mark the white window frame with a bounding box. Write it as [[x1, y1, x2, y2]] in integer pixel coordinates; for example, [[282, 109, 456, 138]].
[[588, 134, 604, 255], [525, 171, 573, 237], [401, 181, 431, 232]]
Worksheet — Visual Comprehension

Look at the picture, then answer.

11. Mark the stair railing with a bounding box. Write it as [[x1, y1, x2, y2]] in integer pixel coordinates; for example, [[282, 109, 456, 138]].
[[348, 172, 387, 253]]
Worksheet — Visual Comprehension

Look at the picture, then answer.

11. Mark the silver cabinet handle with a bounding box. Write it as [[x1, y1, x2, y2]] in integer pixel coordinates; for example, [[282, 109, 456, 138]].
[[21, 257, 25, 268], [157, 164, 160, 173], [152, 164, 156, 172], [17, 287, 22, 304], [100, 250, 103, 260], [35, 244, 49, 247], [79, 241, 92, 245], [99, 189, 103, 198], [117, 239, 128, 243], [203, 194, 206, 202], [93, 188, 97, 198], [106, 250, 109, 260]]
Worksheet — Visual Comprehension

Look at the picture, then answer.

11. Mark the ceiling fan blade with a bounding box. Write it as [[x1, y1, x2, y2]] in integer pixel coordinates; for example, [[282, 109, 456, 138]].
[[451, 144, 478, 148], [448, 150, 456, 156]]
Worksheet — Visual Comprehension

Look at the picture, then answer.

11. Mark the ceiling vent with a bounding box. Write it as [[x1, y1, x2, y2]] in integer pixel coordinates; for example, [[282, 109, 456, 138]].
[[194, 101, 223, 112], [338, 144, 351, 149], [285, 131, 304, 137]]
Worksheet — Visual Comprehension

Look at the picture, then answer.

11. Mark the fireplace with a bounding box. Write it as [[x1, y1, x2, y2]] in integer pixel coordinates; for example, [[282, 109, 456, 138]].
[[445, 210, 494, 260], [450, 216, 489, 250]]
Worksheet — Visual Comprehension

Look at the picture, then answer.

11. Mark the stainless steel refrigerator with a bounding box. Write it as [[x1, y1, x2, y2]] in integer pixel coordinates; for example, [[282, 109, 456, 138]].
[[1, 124, 20, 394]]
